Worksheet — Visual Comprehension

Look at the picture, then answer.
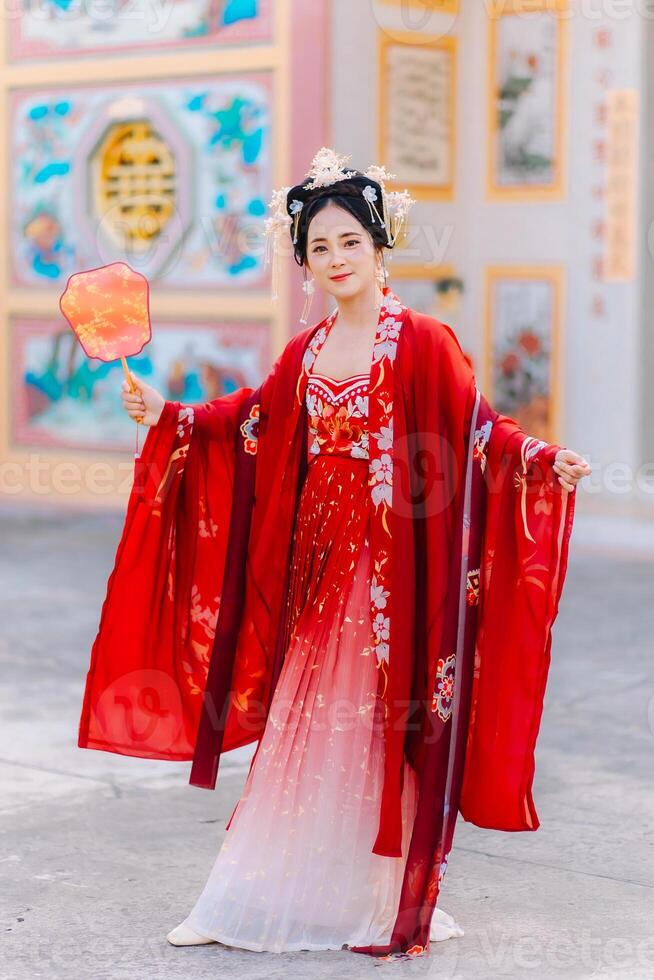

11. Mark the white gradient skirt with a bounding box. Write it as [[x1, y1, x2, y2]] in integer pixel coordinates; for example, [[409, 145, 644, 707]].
[[184, 459, 464, 952]]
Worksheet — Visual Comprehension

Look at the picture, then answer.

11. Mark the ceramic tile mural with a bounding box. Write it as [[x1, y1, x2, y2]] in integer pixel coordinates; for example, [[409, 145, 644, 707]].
[[9, 0, 273, 62], [10, 74, 272, 290], [12, 316, 270, 452]]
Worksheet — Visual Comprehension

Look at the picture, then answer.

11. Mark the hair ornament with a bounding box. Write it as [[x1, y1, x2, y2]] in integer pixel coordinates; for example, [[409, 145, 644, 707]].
[[362, 185, 386, 228], [263, 147, 417, 314], [385, 188, 414, 246], [303, 147, 358, 190], [288, 198, 304, 244], [263, 185, 292, 299]]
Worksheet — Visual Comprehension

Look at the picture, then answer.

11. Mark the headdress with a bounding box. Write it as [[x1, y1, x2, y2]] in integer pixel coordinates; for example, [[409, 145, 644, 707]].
[[264, 147, 416, 317]]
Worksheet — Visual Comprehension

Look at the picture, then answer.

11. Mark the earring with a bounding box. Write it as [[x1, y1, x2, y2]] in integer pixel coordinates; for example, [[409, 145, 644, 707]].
[[300, 266, 315, 325], [376, 253, 388, 290]]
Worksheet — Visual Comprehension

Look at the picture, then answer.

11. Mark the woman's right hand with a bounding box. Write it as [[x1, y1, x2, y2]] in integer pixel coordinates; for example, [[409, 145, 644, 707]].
[[121, 373, 166, 427]]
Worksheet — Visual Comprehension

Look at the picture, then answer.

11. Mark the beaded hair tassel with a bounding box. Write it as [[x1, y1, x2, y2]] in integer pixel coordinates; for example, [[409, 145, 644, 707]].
[[263, 186, 292, 301]]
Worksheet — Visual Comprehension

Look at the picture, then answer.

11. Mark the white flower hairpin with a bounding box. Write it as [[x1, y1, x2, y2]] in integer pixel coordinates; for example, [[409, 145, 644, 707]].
[[363, 164, 413, 246], [303, 147, 358, 190]]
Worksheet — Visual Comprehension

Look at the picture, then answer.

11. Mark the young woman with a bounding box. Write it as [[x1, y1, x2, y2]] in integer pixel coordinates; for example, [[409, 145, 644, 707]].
[[80, 149, 590, 960]]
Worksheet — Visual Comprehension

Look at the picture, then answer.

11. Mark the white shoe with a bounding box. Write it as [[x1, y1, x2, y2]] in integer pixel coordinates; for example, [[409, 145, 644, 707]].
[[429, 907, 465, 942], [167, 921, 217, 946]]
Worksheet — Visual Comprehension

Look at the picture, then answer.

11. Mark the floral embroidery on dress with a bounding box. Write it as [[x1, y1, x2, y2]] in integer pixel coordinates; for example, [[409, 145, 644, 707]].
[[177, 405, 194, 438], [364, 294, 407, 669], [306, 375, 369, 459], [371, 573, 390, 611], [301, 291, 409, 679], [373, 317, 402, 363], [473, 419, 492, 473], [311, 405, 365, 454], [198, 517, 219, 538], [466, 567, 480, 606], [189, 584, 219, 647], [370, 452, 393, 508], [475, 411, 553, 543], [516, 435, 550, 543], [431, 653, 455, 721], [153, 406, 194, 511], [240, 403, 260, 456], [299, 311, 338, 389]]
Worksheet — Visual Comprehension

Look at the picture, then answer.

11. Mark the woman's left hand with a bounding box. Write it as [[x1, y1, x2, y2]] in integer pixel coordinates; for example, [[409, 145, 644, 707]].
[[552, 449, 591, 491]]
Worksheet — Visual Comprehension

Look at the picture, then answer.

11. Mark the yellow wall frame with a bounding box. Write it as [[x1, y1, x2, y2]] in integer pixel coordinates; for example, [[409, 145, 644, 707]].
[[486, 0, 568, 201], [378, 31, 457, 201], [377, 0, 459, 12], [483, 264, 565, 444], [387, 261, 456, 281]]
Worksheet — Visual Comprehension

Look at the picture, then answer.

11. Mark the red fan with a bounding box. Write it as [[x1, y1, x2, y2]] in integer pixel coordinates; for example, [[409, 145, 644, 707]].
[[59, 261, 152, 426]]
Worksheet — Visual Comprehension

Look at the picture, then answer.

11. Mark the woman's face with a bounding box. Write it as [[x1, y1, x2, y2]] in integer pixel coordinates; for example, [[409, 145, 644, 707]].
[[304, 202, 379, 300]]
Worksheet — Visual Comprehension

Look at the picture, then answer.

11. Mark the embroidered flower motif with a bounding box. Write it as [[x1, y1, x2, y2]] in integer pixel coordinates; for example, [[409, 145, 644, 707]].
[[372, 339, 399, 364], [370, 452, 393, 507], [373, 422, 393, 452], [176, 405, 194, 438], [198, 517, 219, 539], [350, 432, 369, 459], [311, 403, 365, 453], [382, 296, 404, 316], [189, 584, 219, 643], [240, 403, 260, 455], [302, 325, 328, 372], [371, 574, 390, 610], [305, 391, 321, 416], [473, 419, 492, 473], [431, 654, 455, 721], [379, 317, 401, 341], [355, 394, 368, 416], [372, 612, 390, 663], [466, 568, 480, 606], [306, 375, 369, 459]]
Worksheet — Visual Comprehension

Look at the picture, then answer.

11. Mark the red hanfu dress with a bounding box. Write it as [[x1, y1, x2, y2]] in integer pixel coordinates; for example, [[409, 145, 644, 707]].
[[77, 290, 576, 958], [182, 370, 463, 951]]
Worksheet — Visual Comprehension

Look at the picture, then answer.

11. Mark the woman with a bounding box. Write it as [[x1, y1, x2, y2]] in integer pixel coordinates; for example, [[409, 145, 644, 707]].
[[79, 149, 590, 959]]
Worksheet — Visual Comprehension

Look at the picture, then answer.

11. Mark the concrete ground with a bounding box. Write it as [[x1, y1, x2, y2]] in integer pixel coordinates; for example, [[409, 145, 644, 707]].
[[1, 504, 653, 980]]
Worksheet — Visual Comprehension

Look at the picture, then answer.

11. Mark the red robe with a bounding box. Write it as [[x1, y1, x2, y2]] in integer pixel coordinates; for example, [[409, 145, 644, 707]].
[[78, 290, 575, 956]]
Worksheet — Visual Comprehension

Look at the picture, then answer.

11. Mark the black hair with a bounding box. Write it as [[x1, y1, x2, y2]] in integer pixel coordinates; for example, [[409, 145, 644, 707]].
[[290, 184, 390, 267]]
